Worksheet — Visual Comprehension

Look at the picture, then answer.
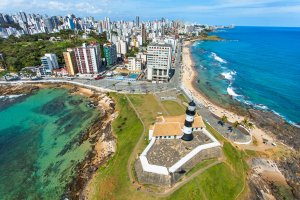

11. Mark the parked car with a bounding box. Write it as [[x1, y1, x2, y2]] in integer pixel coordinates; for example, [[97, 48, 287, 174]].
[[94, 75, 104, 80]]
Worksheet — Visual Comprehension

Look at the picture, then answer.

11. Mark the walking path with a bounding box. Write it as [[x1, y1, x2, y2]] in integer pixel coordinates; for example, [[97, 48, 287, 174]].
[[124, 93, 226, 198], [124, 94, 146, 186]]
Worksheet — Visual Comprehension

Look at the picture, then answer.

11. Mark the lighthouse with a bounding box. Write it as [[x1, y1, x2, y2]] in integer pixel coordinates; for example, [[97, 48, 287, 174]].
[[181, 101, 196, 141]]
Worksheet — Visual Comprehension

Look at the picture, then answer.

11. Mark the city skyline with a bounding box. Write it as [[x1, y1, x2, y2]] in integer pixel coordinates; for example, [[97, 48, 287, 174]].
[[0, 0, 300, 27]]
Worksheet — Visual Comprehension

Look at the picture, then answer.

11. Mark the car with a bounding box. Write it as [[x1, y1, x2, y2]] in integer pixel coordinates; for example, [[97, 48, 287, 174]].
[[94, 76, 104, 80]]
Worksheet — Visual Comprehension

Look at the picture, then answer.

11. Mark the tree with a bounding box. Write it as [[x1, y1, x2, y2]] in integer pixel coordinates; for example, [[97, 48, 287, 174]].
[[247, 122, 254, 132], [241, 118, 249, 128], [221, 115, 228, 124], [231, 121, 240, 140], [233, 121, 240, 129]]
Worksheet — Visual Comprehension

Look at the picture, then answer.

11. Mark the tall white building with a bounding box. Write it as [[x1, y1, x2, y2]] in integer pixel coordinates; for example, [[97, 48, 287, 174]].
[[127, 57, 142, 71], [116, 40, 127, 56], [74, 43, 101, 74], [146, 43, 172, 82], [136, 52, 147, 63], [40, 53, 59, 74]]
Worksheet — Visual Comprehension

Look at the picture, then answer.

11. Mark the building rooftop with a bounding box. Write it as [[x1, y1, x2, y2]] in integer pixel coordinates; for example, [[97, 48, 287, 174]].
[[153, 123, 182, 137], [148, 42, 172, 48], [151, 114, 205, 137]]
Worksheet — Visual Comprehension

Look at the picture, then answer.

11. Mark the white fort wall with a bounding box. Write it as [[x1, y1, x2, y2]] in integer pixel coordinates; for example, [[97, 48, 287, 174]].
[[139, 128, 221, 175]]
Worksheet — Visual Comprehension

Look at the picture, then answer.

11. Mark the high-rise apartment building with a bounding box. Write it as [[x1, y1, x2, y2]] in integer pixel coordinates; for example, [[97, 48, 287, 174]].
[[127, 57, 142, 71], [63, 48, 78, 75], [136, 16, 140, 27], [74, 43, 101, 74], [146, 43, 172, 83], [40, 53, 59, 74], [142, 24, 147, 44], [116, 40, 127, 56], [103, 43, 117, 67]]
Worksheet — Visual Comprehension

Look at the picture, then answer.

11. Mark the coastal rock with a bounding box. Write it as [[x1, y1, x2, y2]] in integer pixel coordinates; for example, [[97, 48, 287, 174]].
[[248, 109, 300, 150], [0, 84, 39, 95], [277, 153, 300, 199], [63, 92, 116, 200]]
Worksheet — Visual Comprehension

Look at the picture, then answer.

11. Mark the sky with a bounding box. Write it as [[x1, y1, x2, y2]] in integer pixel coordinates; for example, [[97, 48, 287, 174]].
[[0, 0, 300, 26]]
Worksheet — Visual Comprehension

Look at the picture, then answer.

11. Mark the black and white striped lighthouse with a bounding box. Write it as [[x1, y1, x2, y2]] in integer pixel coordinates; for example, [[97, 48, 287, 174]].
[[181, 101, 196, 141]]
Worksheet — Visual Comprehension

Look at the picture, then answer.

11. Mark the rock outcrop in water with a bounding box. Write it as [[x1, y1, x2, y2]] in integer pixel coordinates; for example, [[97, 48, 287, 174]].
[[0, 84, 117, 200], [248, 109, 300, 151], [62, 89, 117, 200], [0, 84, 39, 95]]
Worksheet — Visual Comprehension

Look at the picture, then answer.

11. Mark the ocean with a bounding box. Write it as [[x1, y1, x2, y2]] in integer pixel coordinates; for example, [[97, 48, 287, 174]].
[[191, 26, 300, 125], [0, 88, 98, 199]]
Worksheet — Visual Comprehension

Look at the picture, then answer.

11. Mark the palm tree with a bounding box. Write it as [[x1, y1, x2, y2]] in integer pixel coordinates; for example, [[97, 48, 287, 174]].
[[231, 121, 240, 140], [247, 122, 254, 132], [233, 121, 240, 129], [221, 115, 228, 124], [241, 118, 249, 128]]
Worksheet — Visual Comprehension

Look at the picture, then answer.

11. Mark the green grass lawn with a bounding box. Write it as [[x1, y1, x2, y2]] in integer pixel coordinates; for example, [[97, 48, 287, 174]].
[[166, 142, 248, 200], [185, 158, 217, 177], [88, 93, 250, 200], [127, 94, 167, 129], [178, 93, 189, 104], [204, 121, 226, 142], [87, 93, 155, 200], [161, 100, 186, 116]]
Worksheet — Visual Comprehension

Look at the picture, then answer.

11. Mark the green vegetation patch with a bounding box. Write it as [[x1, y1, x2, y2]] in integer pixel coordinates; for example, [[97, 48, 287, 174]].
[[88, 93, 147, 200], [205, 121, 226, 142], [177, 93, 188, 104], [161, 100, 185, 116], [87, 93, 250, 200], [185, 158, 217, 177], [0, 30, 108, 71], [127, 94, 167, 128]]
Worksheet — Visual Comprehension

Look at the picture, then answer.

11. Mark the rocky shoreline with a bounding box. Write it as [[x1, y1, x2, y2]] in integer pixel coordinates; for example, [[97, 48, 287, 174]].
[[63, 89, 117, 199], [0, 84, 40, 96], [0, 83, 117, 200]]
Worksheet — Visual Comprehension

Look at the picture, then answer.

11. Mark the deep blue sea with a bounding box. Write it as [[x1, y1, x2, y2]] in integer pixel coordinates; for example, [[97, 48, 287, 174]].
[[191, 26, 300, 124]]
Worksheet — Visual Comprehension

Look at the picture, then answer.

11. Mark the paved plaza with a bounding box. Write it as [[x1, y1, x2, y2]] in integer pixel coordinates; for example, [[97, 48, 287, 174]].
[[147, 131, 212, 167]]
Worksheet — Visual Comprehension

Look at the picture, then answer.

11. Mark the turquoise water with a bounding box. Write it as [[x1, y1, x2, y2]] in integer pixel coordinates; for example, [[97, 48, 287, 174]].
[[191, 26, 300, 124], [128, 73, 139, 79], [0, 88, 99, 199]]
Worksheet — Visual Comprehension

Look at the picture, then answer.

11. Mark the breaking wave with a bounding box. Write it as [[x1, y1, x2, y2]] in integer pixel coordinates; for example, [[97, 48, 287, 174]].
[[221, 71, 236, 81], [211, 52, 227, 63], [0, 94, 24, 99], [226, 86, 241, 97]]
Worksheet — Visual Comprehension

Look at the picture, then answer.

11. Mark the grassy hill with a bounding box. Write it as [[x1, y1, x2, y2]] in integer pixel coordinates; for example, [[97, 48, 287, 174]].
[[87, 93, 252, 200]]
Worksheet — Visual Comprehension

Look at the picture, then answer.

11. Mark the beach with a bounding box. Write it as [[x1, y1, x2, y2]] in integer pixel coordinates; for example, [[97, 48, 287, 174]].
[[181, 41, 274, 150]]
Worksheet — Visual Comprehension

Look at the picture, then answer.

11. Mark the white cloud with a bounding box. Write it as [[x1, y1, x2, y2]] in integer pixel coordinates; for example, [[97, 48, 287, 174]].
[[0, 0, 109, 15]]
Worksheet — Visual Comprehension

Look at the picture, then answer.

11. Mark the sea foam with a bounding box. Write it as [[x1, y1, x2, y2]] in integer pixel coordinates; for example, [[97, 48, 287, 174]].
[[0, 94, 24, 99], [221, 71, 236, 81], [211, 52, 227, 63], [227, 86, 240, 97]]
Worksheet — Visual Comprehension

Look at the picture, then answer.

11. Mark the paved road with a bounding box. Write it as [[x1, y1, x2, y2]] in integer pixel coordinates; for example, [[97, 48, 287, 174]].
[[0, 40, 250, 143]]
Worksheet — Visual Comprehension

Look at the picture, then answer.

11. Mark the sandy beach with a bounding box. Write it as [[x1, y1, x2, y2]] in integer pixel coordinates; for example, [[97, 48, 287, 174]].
[[181, 41, 275, 150]]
